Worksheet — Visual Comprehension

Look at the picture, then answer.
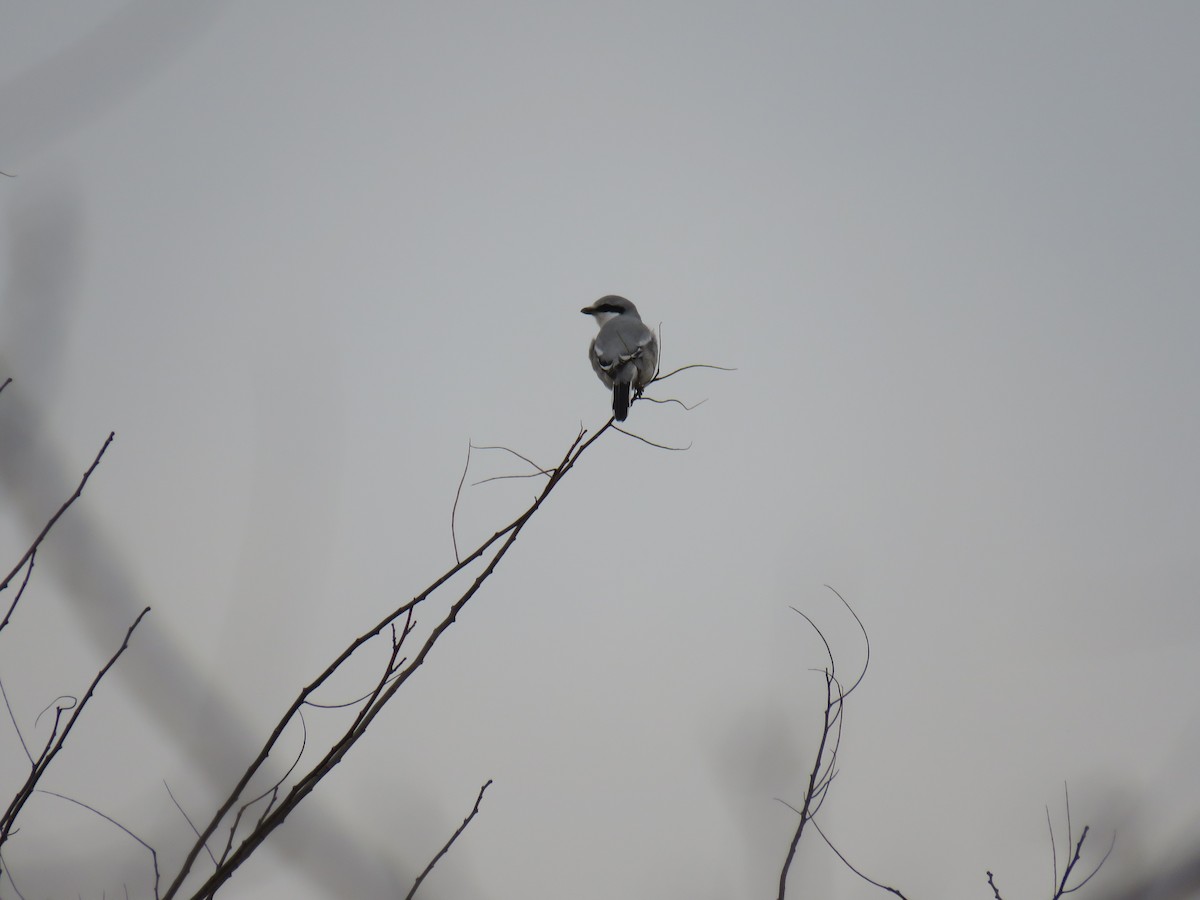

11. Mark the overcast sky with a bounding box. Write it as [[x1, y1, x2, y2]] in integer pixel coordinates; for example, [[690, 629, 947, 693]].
[[1, 3, 1198, 899]]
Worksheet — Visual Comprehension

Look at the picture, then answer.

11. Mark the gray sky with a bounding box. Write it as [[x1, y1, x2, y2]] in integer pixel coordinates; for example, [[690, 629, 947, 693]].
[[1, 3, 1198, 898]]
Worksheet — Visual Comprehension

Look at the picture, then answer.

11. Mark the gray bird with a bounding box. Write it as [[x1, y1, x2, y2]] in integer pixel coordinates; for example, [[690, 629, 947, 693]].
[[581, 295, 659, 421]]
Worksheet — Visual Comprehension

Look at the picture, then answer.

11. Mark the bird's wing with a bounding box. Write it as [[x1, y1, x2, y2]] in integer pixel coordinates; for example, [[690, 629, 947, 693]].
[[594, 319, 654, 366]]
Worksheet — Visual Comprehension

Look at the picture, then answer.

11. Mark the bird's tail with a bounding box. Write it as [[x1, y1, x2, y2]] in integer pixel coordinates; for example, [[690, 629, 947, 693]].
[[613, 382, 630, 421]]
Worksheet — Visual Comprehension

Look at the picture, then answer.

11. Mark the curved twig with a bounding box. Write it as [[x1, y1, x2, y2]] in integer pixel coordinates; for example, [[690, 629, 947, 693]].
[[825, 585, 871, 699], [0, 848, 27, 900], [810, 817, 909, 899], [638, 395, 708, 411], [469, 444, 554, 477], [779, 591, 874, 899], [612, 426, 691, 451], [450, 443, 471, 564], [37, 788, 160, 898], [1062, 830, 1115, 895], [649, 362, 736, 385]]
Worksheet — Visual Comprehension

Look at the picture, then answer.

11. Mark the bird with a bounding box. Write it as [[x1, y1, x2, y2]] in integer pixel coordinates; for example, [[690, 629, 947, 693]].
[[580, 295, 659, 421]]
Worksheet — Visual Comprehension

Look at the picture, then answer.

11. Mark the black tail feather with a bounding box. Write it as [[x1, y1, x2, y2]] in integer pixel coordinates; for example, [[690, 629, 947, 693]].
[[613, 382, 630, 421]]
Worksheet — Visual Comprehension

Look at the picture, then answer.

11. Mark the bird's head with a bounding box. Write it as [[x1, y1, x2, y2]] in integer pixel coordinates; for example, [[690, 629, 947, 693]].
[[580, 295, 640, 325]]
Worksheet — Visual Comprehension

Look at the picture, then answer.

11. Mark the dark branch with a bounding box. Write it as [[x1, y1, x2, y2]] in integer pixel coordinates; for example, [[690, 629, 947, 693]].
[[164, 423, 615, 899], [405, 779, 493, 900], [0, 433, 115, 632], [0, 606, 149, 851], [987, 870, 1004, 900]]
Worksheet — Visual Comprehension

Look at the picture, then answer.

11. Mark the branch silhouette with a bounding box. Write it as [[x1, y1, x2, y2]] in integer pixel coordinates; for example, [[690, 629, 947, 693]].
[[777, 587, 872, 900], [405, 779, 493, 900], [0, 606, 150, 856], [163, 420, 617, 899]]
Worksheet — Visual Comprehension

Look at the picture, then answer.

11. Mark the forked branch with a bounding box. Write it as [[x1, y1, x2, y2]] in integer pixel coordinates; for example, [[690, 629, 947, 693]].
[[164, 421, 616, 899]]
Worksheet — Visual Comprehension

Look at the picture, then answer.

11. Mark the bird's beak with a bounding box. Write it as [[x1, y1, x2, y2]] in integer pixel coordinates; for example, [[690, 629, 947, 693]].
[[580, 306, 593, 315]]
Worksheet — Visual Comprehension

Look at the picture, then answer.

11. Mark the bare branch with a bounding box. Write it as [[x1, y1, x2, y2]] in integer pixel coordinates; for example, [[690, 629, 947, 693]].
[[1062, 830, 1116, 895], [987, 870, 1004, 900], [0, 432, 116, 632], [164, 422, 616, 899], [0, 550, 35, 637], [991, 787, 1116, 900], [779, 591, 876, 899], [405, 779, 493, 900], [0, 606, 150, 851], [777, 668, 835, 900]]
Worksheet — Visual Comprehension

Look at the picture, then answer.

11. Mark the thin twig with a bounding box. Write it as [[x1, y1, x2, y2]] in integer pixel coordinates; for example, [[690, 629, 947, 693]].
[[779, 591, 873, 899], [777, 669, 835, 900], [1048, 804, 1059, 893], [471, 471, 554, 486], [165, 781, 218, 868], [451, 443, 471, 564], [809, 817, 909, 899], [0, 551, 36, 638], [218, 707, 311, 867], [639, 395, 707, 411], [37, 789, 160, 898], [0, 849, 27, 900], [1042, 786, 1115, 899], [0, 433, 116, 632], [469, 444, 554, 477], [165, 423, 614, 899], [649, 362, 736, 385], [987, 870, 1004, 900], [612, 426, 691, 451], [1062, 830, 1115, 895], [405, 779, 493, 900], [0, 607, 150, 849], [0, 672, 32, 764], [1057, 826, 1090, 897]]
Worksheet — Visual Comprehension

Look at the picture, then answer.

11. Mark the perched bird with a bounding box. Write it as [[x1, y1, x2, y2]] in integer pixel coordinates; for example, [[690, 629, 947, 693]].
[[580, 295, 659, 421]]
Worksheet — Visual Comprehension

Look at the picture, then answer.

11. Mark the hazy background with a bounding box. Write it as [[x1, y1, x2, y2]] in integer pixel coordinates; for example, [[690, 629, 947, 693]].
[[1, 3, 1197, 898]]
